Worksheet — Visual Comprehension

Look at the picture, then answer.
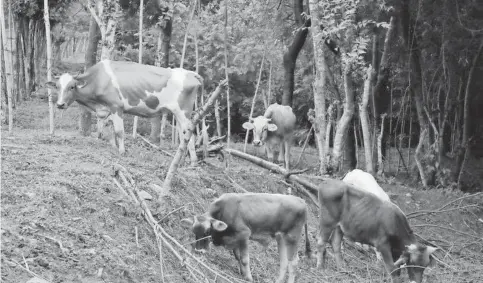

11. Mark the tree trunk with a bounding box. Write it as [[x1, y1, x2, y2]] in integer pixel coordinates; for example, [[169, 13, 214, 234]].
[[80, 16, 101, 137], [282, 0, 310, 106], [400, 0, 431, 185], [132, 0, 144, 139], [223, 0, 231, 148], [215, 99, 222, 137], [373, 15, 397, 168], [43, 0, 54, 135], [343, 117, 357, 172], [332, 66, 356, 171], [308, 0, 327, 174], [244, 54, 265, 152], [455, 39, 483, 189], [359, 67, 375, 173], [86, 0, 120, 60], [18, 27, 26, 102], [27, 19, 36, 95], [150, 13, 172, 143], [0, 0, 13, 133], [377, 113, 387, 175]]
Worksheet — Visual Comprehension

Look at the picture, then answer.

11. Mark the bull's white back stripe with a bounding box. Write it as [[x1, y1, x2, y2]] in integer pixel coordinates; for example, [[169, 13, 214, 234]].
[[102, 60, 124, 100]]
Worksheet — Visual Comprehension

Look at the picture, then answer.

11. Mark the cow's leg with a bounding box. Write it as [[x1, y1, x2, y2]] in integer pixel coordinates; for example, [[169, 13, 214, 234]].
[[110, 112, 125, 154], [171, 105, 198, 164], [266, 144, 275, 163], [285, 234, 301, 283], [377, 244, 401, 283], [331, 226, 344, 269], [316, 225, 333, 269], [278, 141, 285, 164], [275, 234, 288, 283], [284, 140, 290, 170], [233, 248, 242, 275], [238, 238, 253, 281], [374, 247, 383, 261]]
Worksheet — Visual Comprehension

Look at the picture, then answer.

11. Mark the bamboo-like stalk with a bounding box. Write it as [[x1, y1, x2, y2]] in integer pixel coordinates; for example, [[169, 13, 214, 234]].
[[132, 0, 143, 138], [224, 0, 231, 151], [244, 53, 265, 152], [0, 0, 13, 133], [43, 0, 54, 135]]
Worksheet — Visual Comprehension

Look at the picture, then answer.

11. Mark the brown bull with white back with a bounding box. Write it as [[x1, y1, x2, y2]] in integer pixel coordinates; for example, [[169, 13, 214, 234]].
[[315, 178, 437, 283]]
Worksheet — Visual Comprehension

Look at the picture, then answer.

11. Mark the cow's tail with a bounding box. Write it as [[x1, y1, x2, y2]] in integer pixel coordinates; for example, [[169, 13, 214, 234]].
[[194, 72, 204, 109]]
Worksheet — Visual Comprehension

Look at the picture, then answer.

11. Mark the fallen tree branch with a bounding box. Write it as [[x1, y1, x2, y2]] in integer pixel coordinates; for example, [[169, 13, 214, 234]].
[[412, 224, 483, 241], [407, 204, 480, 219], [138, 134, 174, 157], [223, 148, 320, 196], [407, 192, 482, 217], [163, 79, 228, 191], [436, 192, 482, 212]]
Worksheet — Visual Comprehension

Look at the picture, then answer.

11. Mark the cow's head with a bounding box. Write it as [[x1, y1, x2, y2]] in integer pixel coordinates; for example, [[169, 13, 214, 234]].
[[46, 73, 86, 109], [394, 244, 438, 283], [181, 214, 228, 251], [242, 116, 277, 146]]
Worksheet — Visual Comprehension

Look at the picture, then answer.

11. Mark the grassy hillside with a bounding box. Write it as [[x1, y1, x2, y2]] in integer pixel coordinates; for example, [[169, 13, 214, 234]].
[[1, 93, 482, 282]]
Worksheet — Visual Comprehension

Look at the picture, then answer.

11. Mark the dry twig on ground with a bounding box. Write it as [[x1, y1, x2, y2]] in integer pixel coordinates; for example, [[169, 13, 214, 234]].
[[137, 134, 174, 157]]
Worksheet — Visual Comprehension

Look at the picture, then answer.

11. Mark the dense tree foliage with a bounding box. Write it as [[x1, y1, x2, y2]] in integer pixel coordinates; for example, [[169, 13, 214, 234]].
[[2, 0, 482, 191]]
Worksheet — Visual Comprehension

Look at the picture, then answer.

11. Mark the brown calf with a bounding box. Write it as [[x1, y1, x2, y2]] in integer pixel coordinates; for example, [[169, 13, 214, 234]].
[[316, 179, 437, 283], [181, 193, 311, 283]]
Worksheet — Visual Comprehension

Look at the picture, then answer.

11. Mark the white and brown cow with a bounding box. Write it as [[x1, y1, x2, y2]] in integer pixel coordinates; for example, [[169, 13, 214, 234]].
[[46, 60, 202, 162], [181, 193, 311, 283], [316, 179, 437, 283], [243, 103, 296, 170]]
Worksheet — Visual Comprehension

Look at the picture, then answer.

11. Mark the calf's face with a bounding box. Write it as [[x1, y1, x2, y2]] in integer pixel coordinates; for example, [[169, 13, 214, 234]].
[[394, 244, 437, 283], [181, 215, 228, 251], [242, 116, 277, 146]]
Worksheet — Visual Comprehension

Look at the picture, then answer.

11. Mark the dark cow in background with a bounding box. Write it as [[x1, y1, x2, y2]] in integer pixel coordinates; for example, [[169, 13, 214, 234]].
[[46, 60, 202, 163], [316, 179, 437, 283], [243, 103, 296, 169], [181, 193, 311, 283]]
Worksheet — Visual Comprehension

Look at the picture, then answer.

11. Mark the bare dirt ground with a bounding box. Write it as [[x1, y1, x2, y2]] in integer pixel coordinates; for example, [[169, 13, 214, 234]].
[[1, 62, 483, 283]]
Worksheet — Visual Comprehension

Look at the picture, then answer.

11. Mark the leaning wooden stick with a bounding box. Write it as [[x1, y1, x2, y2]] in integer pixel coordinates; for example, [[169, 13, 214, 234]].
[[163, 79, 228, 191], [223, 148, 321, 198]]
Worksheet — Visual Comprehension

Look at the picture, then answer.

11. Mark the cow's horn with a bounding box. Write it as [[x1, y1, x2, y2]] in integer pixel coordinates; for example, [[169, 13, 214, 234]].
[[394, 256, 407, 267]]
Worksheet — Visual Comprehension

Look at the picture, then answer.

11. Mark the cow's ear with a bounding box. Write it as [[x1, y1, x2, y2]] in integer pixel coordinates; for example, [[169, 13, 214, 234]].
[[45, 81, 57, 89], [76, 80, 87, 89], [211, 219, 228, 232], [242, 122, 254, 130], [267, 123, 278, 132], [180, 217, 194, 228]]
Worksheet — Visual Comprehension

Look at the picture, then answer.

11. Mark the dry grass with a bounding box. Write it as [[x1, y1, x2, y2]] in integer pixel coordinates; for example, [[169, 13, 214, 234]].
[[1, 94, 482, 283]]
